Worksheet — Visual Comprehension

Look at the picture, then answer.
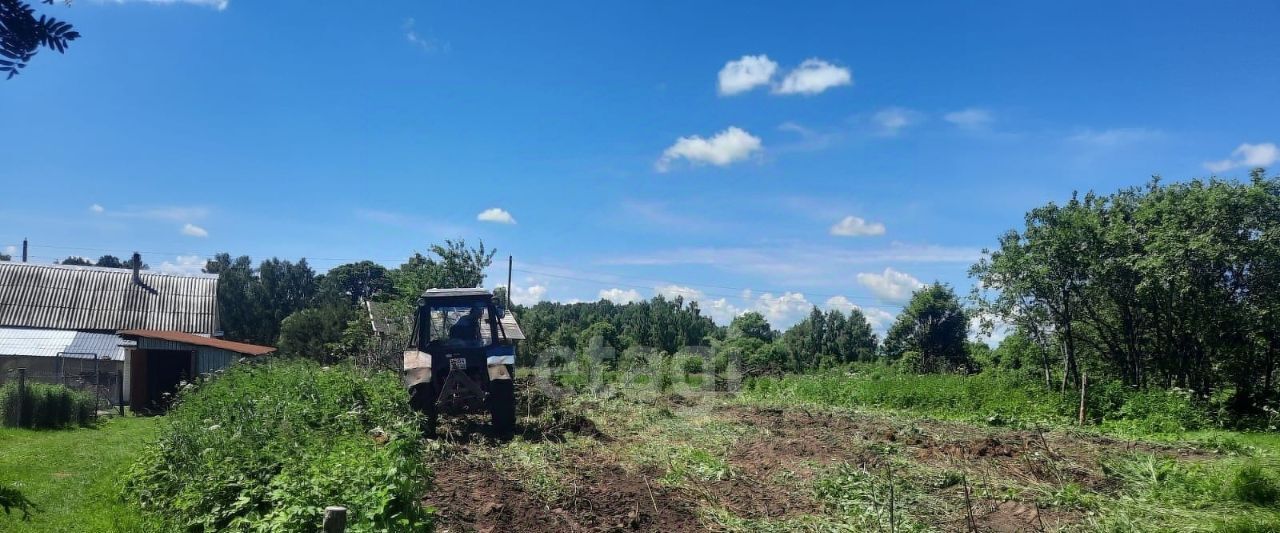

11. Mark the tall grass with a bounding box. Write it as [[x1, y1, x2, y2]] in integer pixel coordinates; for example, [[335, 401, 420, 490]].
[[0, 382, 95, 430], [742, 364, 1216, 432], [743, 366, 1074, 427], [123, 360, 430, 532]]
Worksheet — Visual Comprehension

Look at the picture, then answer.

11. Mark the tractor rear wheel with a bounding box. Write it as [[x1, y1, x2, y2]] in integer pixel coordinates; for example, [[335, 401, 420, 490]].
[[488, 373, 515, 440], [409, 382, 439, 437]]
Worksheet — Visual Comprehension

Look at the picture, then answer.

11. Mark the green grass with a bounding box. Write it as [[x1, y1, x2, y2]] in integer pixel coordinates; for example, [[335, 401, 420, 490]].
[[0, 416, 160, 532]]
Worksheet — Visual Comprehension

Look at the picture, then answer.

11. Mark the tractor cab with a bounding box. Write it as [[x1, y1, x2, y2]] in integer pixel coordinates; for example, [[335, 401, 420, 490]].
[[404, 288, 516, 438]]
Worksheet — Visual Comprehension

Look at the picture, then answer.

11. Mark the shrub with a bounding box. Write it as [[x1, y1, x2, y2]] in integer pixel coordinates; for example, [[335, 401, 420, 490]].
[[124, 360, 429, 532], [681, 356, 704, 376], [1230, 462, 1280, 506], [0, 382, 95, 429]]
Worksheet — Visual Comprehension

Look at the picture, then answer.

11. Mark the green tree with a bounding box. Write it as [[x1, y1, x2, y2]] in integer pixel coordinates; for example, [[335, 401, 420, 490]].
[[277, 304, 358, 363], [728, 311, 773, 342], [58, 256, 92, 266], [95, 255, 124, 268], [882, 283, 970, 372], [321, 260, 392, 305], [0, 0, 80, 79]]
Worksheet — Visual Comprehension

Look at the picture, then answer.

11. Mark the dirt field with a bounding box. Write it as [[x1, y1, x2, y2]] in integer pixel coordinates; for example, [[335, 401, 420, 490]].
[[420, 383, 1229, 532]]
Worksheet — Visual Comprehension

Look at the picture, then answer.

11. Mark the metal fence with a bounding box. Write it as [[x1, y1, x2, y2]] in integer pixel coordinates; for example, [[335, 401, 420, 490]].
[[0, 354, 124, 411]]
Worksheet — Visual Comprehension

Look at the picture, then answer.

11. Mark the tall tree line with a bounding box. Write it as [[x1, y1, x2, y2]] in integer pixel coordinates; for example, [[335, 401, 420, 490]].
[[516, 295, 720, 356], [207, 240, 495, 359], [971, 171, 1280, 414]]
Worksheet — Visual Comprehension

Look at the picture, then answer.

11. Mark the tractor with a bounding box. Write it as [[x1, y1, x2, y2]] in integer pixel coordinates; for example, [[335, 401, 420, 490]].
[[403, 288, 516, 438]]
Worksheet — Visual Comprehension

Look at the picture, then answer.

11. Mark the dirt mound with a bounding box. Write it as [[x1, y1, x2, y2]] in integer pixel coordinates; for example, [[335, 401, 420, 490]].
[[425, 460, 700, 532]]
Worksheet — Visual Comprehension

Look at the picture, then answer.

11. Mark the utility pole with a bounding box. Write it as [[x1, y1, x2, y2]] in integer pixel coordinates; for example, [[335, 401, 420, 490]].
[[506, 255, 513, 309]]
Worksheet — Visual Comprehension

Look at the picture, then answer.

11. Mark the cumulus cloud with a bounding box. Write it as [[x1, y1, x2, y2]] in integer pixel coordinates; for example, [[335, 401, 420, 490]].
[[829, 215, 886, 237], [773, 59, 852, 95], [824, 296, 896, 333], [181, 223, 208, 237], [94, 0, 228, 10], [1204, 142, 1278, 173], [510, 283, 548, 305], [158, 255, 207, 275], [872, 107, 921, 136], [656, 126, 762, 172], [477, 207, 517, 224], [718, 55, 778, 95], [754, 291, 812, 324], [89, 204, 105, 214], [856, 267, 924, 304], [3, 245, 15, 256], [656, 284, 704, 301], [943, 108, 993, 129], [598, 288, 643, 304]]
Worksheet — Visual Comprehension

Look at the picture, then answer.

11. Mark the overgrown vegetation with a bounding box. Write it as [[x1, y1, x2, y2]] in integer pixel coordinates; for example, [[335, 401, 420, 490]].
[[0, 382, 95, 429], [972, 171, 1280, 421], [123, 360, 430, 532]]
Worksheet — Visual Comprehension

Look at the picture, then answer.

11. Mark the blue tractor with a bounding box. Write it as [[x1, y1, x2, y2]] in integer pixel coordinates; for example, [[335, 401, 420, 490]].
[[404, 288, 516, 438]]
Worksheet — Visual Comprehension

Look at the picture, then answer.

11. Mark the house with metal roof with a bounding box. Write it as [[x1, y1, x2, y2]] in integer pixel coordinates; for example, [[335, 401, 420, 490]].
[[0, 259, 272, 412]]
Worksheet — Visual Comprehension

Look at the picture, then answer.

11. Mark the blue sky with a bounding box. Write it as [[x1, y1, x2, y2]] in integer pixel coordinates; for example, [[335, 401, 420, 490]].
[[2, 0, 1277, 335]]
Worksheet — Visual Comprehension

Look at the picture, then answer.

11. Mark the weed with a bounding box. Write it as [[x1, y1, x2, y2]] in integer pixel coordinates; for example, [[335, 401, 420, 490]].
[[123, 360, 429, 532]]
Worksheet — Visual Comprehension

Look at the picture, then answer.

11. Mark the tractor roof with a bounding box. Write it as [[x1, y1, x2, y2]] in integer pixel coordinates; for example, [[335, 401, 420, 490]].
[[420, 288, 493, 299]]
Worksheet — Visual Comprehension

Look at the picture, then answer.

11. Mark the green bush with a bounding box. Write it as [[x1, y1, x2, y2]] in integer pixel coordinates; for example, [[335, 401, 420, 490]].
[[0, 382, 95, 429], [124, 360, 429, 532], [1104, 387, 1207, 433]]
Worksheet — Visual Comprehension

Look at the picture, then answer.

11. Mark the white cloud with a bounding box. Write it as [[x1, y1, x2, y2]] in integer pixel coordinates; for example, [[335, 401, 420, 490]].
[[3, 245, 15, 256], [701, 297, 742, 325], [1068, 128, 1162, 147], [94, 0, 228, 10], [773, 59, 852, 95], [718, 55, 778, 95], [181, 223, 208, 237], [872, 107, 921, 136], [1204, 142, 1278, 173], [404, 18, 448, 53], [656, 126, 762, 172], [598, 288, 643, 304], [158, 255, 207, 275], [943, 108, 993, 129], [510, 283, 548, 306], [969, 313, 1012, 346], [824, 296, 895, 334], [829, 215, 886, 237], [477, 207, 517, 224], [656, 284, 704, 301], [754, 291, 812, 324], [856, 267, 924, 304], [89, 204, 105, 214]]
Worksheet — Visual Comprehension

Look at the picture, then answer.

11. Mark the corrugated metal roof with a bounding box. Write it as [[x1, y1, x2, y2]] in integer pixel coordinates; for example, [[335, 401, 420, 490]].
[[119, 330, 275, 356], [0, 326, 131, 361], [497, 312, 525, 341], [0, 262, 218, 334]]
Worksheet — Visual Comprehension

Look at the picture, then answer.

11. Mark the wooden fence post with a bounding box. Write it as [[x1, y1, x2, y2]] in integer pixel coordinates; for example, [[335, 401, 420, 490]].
[[118, 371, 125, 416], [16, 367, 27, 428], [1077, 372, 1088, 426], [322, 506, 347, 533]]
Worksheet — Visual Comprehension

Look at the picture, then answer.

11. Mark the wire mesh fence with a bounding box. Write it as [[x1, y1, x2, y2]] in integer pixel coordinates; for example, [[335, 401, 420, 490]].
[[0, 354, 124, 412]]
